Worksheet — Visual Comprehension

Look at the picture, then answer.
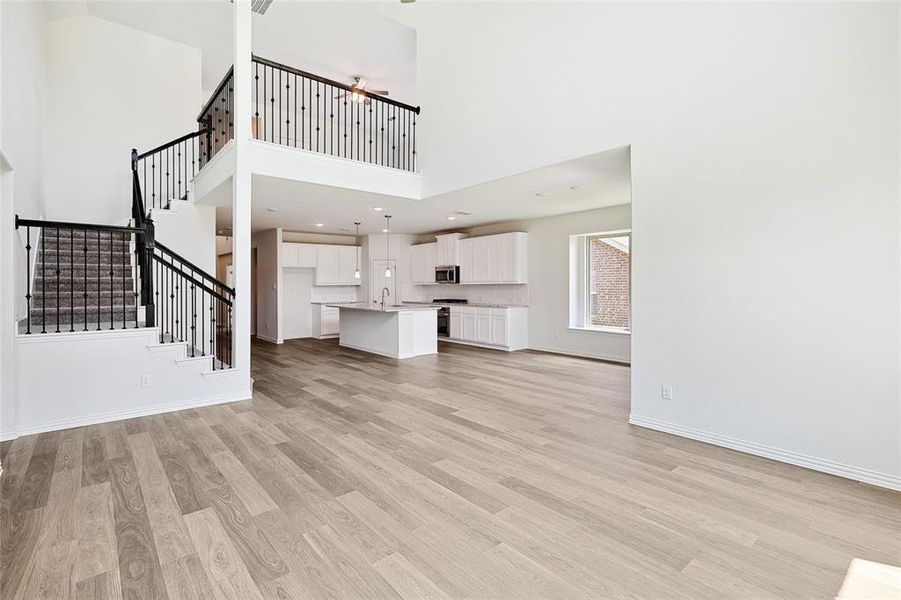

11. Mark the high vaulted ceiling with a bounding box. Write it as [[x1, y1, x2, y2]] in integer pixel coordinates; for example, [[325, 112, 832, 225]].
[[43, 1, 417, 105]]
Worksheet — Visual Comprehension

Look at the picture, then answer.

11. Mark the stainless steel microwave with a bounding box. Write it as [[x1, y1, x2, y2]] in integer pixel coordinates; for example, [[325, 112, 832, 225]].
[[435, 265, 460, 284]]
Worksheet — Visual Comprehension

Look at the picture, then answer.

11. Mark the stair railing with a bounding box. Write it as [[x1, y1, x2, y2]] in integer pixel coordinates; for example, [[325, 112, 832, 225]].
[[197, 66, 234, 168], [132, 129, 208, 213], [15, 217, 145, 334], [150, 242, 234, 369]]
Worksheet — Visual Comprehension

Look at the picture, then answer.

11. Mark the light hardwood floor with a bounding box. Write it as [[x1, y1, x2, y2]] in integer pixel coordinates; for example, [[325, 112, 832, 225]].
[[2, 338, 900, 599]]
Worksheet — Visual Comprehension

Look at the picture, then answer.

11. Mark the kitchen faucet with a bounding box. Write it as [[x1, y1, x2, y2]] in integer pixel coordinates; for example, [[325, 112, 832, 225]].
[[380, 287, 391, 309]]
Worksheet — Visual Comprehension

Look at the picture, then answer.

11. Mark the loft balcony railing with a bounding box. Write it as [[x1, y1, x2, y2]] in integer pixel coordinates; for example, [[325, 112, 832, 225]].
[[197, 56, 420, 173]]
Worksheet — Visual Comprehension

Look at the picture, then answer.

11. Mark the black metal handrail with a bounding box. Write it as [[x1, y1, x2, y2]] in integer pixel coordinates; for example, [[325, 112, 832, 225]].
[[156, 241, 233, 294], [132, 129, 207, 213], [252, 55, 420, 114], [197, 67, 234, 168], [249, 55, 419, 172], [15, 217, 147, 334], [150, 249, 233, 369]]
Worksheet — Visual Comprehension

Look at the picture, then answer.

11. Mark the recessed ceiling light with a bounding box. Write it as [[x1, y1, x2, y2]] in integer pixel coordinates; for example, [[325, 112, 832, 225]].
[[447, 216, 456, 221], [535, 192, 551, 197], [381, 228, 389, 233], [373, 207, 383, 211], [315, 223, 324, 227], [267, 207, 279, 212]]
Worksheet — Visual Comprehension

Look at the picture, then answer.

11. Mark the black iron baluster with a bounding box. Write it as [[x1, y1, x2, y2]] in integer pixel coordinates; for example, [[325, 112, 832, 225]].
[[293, 73, 298, 147], [96, 230, 101, 330], [278, 67, 282, 145], [270, 66, 275, 143], [201, 292, 206, 356], [25, 226, 31, 334], [134, 234, 140, 328], [40, 228, 46, 334], [315, 81, 320, 153], [109, 231, 114, 330], [255, 62, 259, 140], [329, 85, 335, 156], [367, 103, 372, 164], [412, 112, 417, 172], [69, 228, 74, 332], [157, 260, 162, 341], [121, 232, 127, 328], [227, 304, 232, 368], [210, 302, 216, 370], [151, 154, 156, 210], [83, 231, 88, 332]]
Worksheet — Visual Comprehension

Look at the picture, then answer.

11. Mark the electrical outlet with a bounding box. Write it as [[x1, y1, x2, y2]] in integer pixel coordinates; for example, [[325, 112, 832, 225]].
[[141, 374, 152, 388], [661, 384, 673, 400]]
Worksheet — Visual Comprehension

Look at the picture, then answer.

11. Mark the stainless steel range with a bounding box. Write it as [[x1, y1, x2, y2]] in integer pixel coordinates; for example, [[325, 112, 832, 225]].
[[433, 298, 467, 337]]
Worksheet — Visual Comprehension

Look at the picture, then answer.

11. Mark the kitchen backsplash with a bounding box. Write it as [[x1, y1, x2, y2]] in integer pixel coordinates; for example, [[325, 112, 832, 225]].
[[404, 284, 529, 306]]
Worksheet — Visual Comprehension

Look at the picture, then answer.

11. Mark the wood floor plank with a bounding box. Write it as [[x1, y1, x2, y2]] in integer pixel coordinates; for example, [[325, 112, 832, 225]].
[[183, 508, 264, 600], [2, 338, 899, 600]]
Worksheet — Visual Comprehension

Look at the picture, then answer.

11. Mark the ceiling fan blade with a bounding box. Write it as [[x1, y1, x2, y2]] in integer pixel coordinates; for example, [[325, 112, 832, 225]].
[[368, 89, 389, 96], [335, 91, 348, 100], [355, 76, 368, 88]]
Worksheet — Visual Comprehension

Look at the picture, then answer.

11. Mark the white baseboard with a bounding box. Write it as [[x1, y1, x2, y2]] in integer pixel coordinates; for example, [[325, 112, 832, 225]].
[[527, 344, 630, 364], [256, 334, 282, 344], [628, 414, 901, 492], [2, 391, 252, 441]]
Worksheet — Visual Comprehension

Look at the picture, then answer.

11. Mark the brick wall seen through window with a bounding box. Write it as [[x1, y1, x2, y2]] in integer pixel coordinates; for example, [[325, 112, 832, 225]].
[[589, 236, 630, 331]]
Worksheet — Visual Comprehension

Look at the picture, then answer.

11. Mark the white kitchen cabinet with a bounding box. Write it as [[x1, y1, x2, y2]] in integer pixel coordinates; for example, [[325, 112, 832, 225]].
[[337, 246, 360, 284], [312, 304, 340, 338], [298, 244, 318, 268], [445, 306, 527, 351], [450, 306, 463, 338], [410, 242, 437, 284], [475, 307, 492, 344], [316, 245, 340, 284], [435, 233, 463, 266], [459, 232, 527, 285], [282, 243, 300, 268], [460, 306, 476, 340], [458, 238, 474, 284], [490, 308, 508, 346]]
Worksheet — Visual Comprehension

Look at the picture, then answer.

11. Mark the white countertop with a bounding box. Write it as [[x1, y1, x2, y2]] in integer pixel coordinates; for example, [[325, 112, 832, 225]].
[[327, 302, 440, 313], [311, 300, 356, 305], [403, 301, 529, 309]]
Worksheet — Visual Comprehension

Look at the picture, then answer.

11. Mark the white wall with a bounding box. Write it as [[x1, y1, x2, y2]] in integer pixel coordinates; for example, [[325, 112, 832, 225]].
[[152, 200, 217, 274], [43, 15, 202, 224], [363, 232, 416, 304], [14, 329, 247, 438], [0, 1, 49, 440], [396, 3, 900, 487], [253, 228, 281, 343]]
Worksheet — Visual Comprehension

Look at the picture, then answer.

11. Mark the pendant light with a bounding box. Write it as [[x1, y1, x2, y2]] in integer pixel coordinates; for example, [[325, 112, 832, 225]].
[[384, 215, 392, 278], [353, 222, 361, 279]]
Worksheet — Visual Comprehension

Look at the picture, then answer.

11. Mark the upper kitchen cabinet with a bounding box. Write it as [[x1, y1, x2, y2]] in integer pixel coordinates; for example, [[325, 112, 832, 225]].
[[411, 242, 438, 284], [282, 242, 360, 285], [459, 232, 527, 284], [435, 233, 464, 266], [317, 244, 361, 285], [283, 243, 318, 268]]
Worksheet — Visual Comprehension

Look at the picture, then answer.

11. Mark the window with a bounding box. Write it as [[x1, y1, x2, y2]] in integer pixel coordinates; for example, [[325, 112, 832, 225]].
[[570, 231, 631, 333]]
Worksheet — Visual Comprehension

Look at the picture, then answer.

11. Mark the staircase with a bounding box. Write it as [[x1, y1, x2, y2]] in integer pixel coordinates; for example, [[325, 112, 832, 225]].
[[16, 125, 234, 371], [26, 227, 138, 333]]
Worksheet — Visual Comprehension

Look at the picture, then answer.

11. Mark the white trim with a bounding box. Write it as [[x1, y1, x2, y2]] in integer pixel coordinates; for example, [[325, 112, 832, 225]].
[[567, 326, 631, 336], [17, 327, 158, 344], [3, 390, 252, 441], [628, 414, 901, 492], [338, 341, 402, 359], [528, 344, 630, 364], [256, 334, 281, 344]]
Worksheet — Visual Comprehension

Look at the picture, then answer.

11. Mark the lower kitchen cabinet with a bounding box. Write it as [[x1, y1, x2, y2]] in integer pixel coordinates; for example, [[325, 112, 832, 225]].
[[312, 305, 340, 338], [448, 306, 527, 351]]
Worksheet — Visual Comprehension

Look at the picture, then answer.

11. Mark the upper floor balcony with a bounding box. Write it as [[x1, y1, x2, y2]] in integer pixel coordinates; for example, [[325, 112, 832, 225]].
[[187, 55, 422, 202]]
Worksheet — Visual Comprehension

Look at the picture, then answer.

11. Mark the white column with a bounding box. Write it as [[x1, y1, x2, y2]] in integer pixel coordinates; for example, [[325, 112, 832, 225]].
[[231, 0, 252, 391]]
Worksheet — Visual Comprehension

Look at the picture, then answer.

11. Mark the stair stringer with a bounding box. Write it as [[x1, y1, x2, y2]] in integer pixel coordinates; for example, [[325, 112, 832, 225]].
[[12, 326, 249, 439]]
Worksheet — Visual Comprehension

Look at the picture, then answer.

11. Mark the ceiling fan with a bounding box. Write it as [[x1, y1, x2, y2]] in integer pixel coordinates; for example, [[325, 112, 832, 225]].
[[335, 76, 389, 105]]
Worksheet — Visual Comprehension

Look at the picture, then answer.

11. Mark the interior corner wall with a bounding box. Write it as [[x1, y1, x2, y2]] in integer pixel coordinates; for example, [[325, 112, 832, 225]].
[[43, 15, 202, 225], [254, 228, 282, 343], [406, 2, 900, 486]]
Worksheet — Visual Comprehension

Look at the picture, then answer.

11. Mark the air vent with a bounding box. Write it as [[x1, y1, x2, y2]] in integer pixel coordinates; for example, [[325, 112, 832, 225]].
[[251, 0, 274, 15], [454, 211, 474, 216]]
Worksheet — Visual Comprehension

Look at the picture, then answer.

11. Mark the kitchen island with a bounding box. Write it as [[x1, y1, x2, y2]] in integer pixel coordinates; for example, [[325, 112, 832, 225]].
[[326, 303, 439, 359]]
